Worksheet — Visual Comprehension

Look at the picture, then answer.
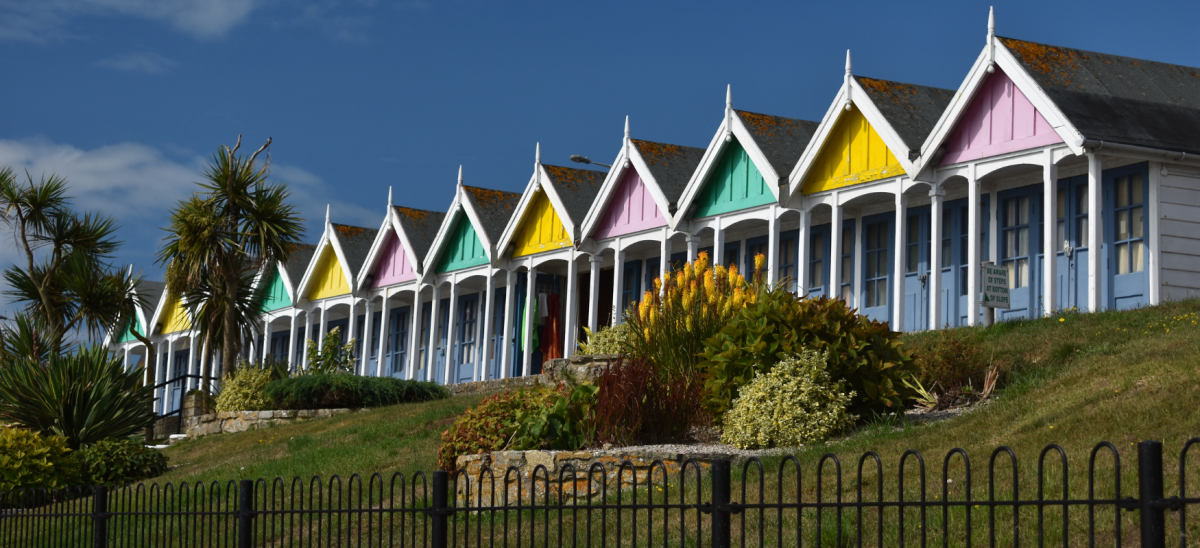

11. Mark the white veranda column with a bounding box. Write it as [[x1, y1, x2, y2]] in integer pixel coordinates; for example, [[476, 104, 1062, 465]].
[[767, 205, 779, 285], [522, 265, 537, 377], [853, 215, 863, 310], [893, 186, 908, 330], [501, 271, 516, 378], [444, 278, 459, 385], [797, 208, 810, 295], [564, 253, 578, 359], [660, 227, 672, 293], [481, 268, 496, 380], [163, 337, 175, 415], [686, 234, 699, 262], [967, 165, 981, 326], [361, 299, 373, 376], [713, 218, 725, 268], [426, 283, 441, 382], [929, 185, 945, 330], [1087, 153, 1103, 312], [319, 305, 329, 350], [377, 291, 391, 378], [587, 255, 601, 334], [611, 243, 625, 325], [830, 198, 843, 301], [287, 313, 297, 369], [1043, 149, 1059, 317]]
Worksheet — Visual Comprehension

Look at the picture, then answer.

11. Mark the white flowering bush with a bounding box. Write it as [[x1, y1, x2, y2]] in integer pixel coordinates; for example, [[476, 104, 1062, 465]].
[[721, 350, 856, 449], [577, 322, 634, 355]]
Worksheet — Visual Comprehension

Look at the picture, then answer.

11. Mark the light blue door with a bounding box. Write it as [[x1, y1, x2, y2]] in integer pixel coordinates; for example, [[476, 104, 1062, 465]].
[[1107, 163, 1150, 310], [418, 301, 432, 380], [999, 185, 1042, 321], [1055, 176, 1090, 312], [903, 206, 930, 332], [456, 294, 479, 383], [807, 224, 831, 298], [169, 348, 189, 413], [860, 213, 893, 324], [434, 299, 449, 384], [490, 289, 505, 380], [388, 307, 409, 378]]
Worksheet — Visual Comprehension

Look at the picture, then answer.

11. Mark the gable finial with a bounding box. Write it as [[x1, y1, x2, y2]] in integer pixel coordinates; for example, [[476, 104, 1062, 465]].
[[844, 50, 853, 111], [325, 204, 330, 225], [457, 165, 463, 187], [387, 186, 393, 208], [535, 142, 541, 165], [724, 84, 733, 143], [986, 6, 996, 73], [624, 115, 630, 141]]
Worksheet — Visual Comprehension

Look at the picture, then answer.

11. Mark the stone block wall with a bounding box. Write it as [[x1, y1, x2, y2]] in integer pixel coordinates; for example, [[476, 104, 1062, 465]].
[[183, 408, 351, 439], [445, 354, 619, 398], [454, 449, 726, 507]]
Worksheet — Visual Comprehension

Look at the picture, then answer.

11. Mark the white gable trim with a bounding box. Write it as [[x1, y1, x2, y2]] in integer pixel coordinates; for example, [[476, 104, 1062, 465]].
[[914, 42, 1084, 181], [496, 164, 580, 256], [786, 80, 920, 204], [294, 222, 357, 303], [355, 212, 398, 289], [580, 144, 674, 241], [675, 113, 783, 227], [423, 185, 496, 274]]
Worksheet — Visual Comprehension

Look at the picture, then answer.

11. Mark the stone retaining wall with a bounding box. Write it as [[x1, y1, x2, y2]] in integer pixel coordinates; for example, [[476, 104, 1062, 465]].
[[184, 408, 351, 438], [454, 449, 728, 507], [447, 354, 620, 397]]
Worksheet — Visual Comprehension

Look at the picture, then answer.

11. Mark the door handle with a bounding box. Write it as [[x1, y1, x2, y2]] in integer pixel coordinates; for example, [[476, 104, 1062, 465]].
[[1063, 242, 1074, 259], [919, 274, 928, 287]]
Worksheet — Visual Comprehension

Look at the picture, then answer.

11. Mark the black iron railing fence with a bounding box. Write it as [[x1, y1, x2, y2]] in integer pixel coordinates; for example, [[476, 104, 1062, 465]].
[[2, 439, 1199, 547]]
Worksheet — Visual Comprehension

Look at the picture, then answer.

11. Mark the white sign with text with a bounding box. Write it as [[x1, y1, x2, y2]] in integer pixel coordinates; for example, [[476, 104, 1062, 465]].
[[982, 263, 1010, 309]]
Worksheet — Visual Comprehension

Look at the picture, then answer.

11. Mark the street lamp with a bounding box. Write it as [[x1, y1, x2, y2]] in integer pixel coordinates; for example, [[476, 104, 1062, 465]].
[[569, 155, 610, 169]]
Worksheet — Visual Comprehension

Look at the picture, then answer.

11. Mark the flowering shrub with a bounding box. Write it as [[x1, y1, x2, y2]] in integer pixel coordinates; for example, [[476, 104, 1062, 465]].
[[721, 351, 856, 449], [214, 365, 275, 412], [304, 327, 357, 375], [436, 389, 551, 471], [591, 357, 710, 446], [577, 321, 634, 355]]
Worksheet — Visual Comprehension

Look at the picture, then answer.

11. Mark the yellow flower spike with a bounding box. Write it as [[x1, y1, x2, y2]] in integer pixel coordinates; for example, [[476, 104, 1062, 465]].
[[729, 263, 738, 280], [695, 251, 709, 271], [654, 278, 663, 293], [754, 253, 765, 274]]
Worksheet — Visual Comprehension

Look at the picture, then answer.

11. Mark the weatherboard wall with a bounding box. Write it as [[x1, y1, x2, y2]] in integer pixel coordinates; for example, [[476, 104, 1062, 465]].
[[261, 270, 293, 312], [308, 245, 351, 300], [595, 168, 666, 239], [693, 139, 774, 218], [939, 68, 1061, 165], [163, 298, 191, 334], [372, 233, 416, 287], [436, 215, 489, 273], [802, 107, 904, 195], [512, 191, 572, 257]]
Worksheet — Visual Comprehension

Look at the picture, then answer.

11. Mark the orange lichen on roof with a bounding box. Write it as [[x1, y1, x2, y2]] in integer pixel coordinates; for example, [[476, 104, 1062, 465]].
[[333, 224, 368, 238], [737, 111, 801, 136], [395, 206, 429, 222], [858, 77, 923, 105], [466, 186, 517, 211], [544, 165, 601, 192], [632, 140, 686, 165], [286, 242, 316, 253], [1000, 38, 1081, 86]]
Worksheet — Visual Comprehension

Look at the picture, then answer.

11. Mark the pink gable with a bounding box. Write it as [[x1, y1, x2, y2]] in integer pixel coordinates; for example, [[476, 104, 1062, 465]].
[[594, 168, 666, 240], [940, 68, 1062, 165], [371, 233, 416, 287]]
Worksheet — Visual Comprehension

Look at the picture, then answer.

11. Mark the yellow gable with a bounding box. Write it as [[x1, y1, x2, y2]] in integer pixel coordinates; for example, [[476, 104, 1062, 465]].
[[163, 297, 190, 334], [308, 244, 350, 300], [802, 107, 904, 195], [512, 190, 572, 258]]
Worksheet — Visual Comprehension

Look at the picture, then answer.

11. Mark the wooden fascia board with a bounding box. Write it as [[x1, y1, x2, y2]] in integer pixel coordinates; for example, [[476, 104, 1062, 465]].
[[993, 42, 1084, 153], [538, 165, 578, 233], [147, 284, 171, 336], [627, 146, 675, 223], [787, 83, 849, 204], [850, 78, 921, 176], [391, 213, 424, 276], [355, 213, 397, 289], [673, 116, 733, 229], [729, 114, 783, 192], [293, 227, 333, 303], [458, 189, 494, 260], [325, 227, 357, 294], [421, 192, 463, 275], [913, 47, 993, 180], [276, 261, 296, 303], [496, 171, 541, 257], [579, 145, 632, 240]]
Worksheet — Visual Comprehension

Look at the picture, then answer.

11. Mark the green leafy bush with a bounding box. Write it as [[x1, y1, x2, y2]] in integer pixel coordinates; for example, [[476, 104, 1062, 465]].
[[0, 345, 155, 449], [303, 327, 357, 375], [264, 374, 449, 410], [721, 351, 856, 449], [76, 438, 168, 487], [905, 328, 987, 392], [510, 383, 599, 451], [0, 427, 78, 493], [214, 365, 275, 412], [436, 389, 550, 471], [700, 291, 919, 421], [577, 322, 634, 355]]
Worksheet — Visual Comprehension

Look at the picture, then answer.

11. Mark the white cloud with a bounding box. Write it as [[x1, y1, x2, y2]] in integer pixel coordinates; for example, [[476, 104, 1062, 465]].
[[95, 51, 176, 74], [0, 0, 260, 42], [0, 137, 379, 272]]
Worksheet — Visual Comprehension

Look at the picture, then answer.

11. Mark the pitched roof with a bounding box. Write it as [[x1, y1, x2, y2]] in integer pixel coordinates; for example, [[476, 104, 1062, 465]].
[[630, 139, 706, 206], [734, 111, 820, 176], [392, 206, 445, 263], [331, 224, 379, 277], [1000, 37, 1200, 155], [854, 77, 954, 153], [463, 185, 521, 244], [284, 243, 317, 284], [540, 165, 605, 224], [135, 280, 165, 317]]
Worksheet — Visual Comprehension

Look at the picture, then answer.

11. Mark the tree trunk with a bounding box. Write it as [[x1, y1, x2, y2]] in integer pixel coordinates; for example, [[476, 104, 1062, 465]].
[[222, 270, 239, 375]]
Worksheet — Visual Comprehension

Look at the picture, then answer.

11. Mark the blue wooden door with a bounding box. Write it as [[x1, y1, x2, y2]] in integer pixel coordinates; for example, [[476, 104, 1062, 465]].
[[456, 294, 479, 383], [860, 214, 893, 323], [998, 186, 1042, 321], [1055, 176, 1090, 311], [388, 307, 409, 378], [418, 301, 432, 380], [1107, 163, 1150, 310], [434, 299, 449, 384], [488, 289, 505, 380], [778, 229, 799, 293], [621, 260, 641, 316], [903, 206, 930, 331], [807, 224, 831, 298], [510, 273, 526, 378], [169, 348, 189, 413]]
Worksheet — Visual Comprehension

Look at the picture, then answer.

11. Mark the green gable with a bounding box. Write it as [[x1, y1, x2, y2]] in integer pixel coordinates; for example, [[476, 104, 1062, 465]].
[[436, 214, 489, 273], [260, 269, 293, 312], [116, 316, 142, 343], [693, 139, 775, 218]]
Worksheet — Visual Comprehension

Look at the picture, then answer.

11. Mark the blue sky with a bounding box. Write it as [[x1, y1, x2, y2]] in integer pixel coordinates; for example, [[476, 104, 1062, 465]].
[[1, 0, 1198, 293]]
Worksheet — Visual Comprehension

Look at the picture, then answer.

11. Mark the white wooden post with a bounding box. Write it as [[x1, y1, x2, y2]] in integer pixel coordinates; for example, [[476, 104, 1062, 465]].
[[288, 313, 297, 369], [1087, 153, 1103, 312], [767, 205, 779, 285], [611, 241, 625, 326], [686, 234, 699, 262], [1043, 149, 1059, 317], [713, 218, 725, 268], [830, 198, 843, 301], [853, 215, 864, 310], [523, 265, 537, 377], [481, 268, 495, 380], [967, 164, 981, 325], [564, 253, 578, 359], [426, 283, 440, 382], [660, 227, 672, 294], [501, 271, 516, 378], [893, 185, 907, 330], [361, 299, 374, 375], [445, 277, 459, 385], [797, 208, 809, 295], [587, 255, 601, 334], [929, 185, 945, 330]]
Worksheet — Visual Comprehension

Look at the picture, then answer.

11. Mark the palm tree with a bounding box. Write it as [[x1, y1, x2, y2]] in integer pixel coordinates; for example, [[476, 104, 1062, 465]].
[[158, 137, 304, 385], [179, 266, 265, 392]]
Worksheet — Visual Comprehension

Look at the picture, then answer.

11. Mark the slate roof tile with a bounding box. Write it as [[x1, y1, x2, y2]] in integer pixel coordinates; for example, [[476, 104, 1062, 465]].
[[854, 77, 954, 153], [734, 111, 820, 176], [630, 139, 706, 206]]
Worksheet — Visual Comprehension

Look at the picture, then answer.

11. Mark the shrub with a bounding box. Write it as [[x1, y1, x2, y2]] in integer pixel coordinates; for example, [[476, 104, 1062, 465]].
[[907, 328, 987, 392], [0, 427, 78, 493], [76, 438, 168, 487], [700, 291, 919, 421], [721, 351, 856, 449], [591, 357, 710, 447], [510, 382, 598, 451], [303, 327, 357, 375], [264, 375, 449, 410], [215, 366, 275, 412], [577, 321, 634, 355], [0, 345, 156, 449], [436, 389, 550, 471]]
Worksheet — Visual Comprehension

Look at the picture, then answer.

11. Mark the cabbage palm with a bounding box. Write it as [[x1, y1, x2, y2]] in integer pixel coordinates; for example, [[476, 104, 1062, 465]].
[[158, 137, 304, 386]]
